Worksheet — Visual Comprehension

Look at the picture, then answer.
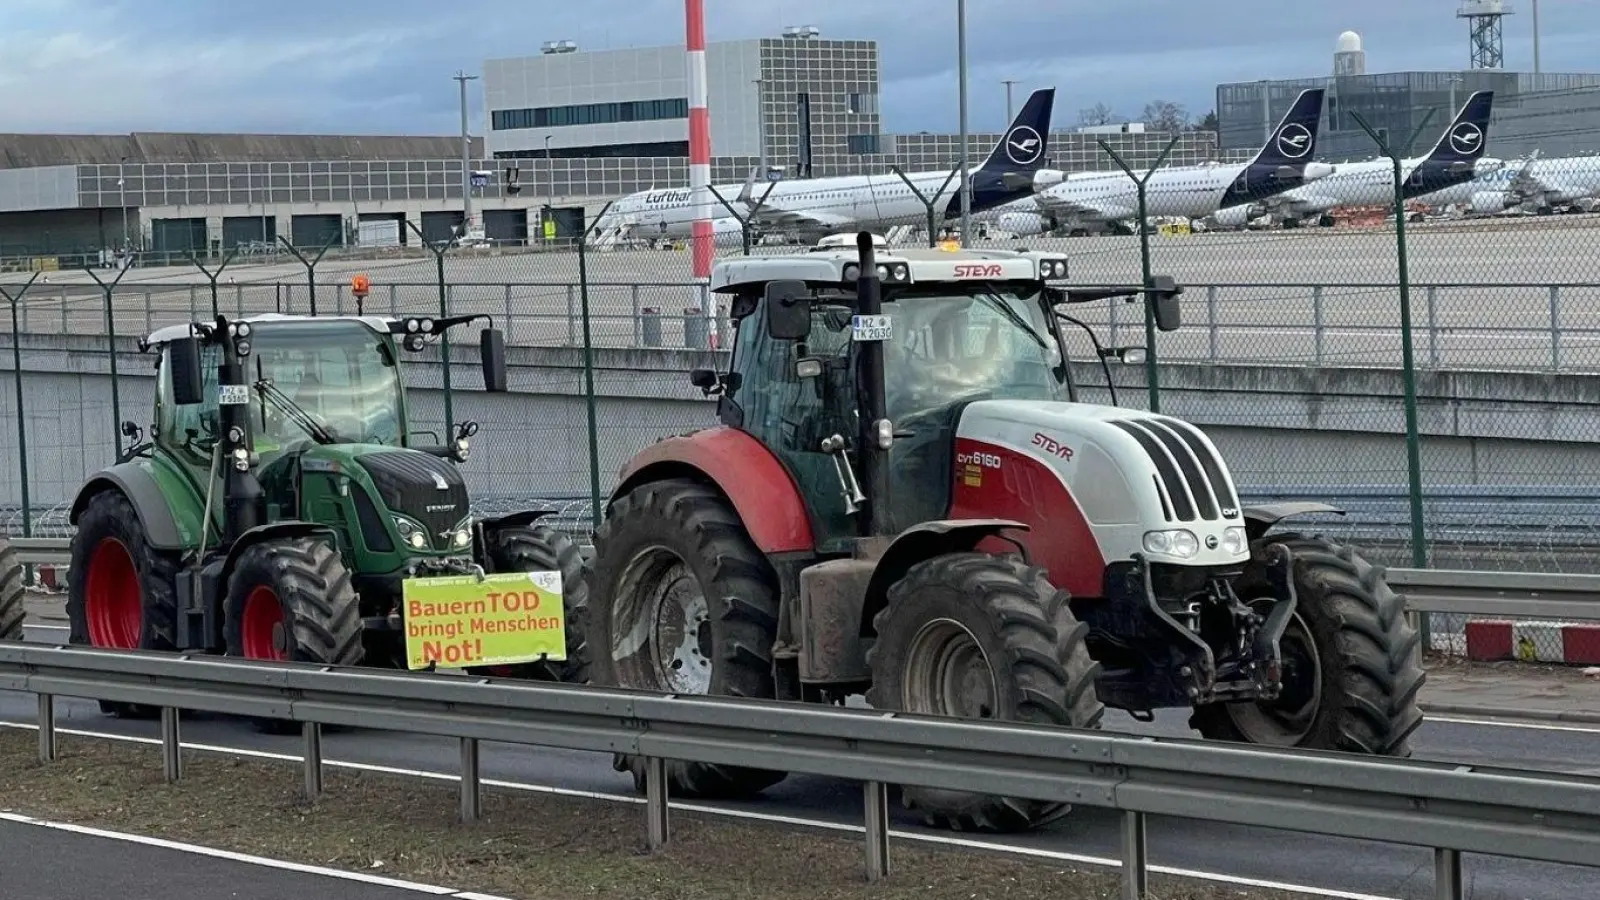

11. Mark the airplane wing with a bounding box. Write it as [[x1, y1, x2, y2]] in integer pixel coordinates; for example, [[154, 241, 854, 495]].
[[1030, 191, 1135, 222], [734, 171, 860, 231]]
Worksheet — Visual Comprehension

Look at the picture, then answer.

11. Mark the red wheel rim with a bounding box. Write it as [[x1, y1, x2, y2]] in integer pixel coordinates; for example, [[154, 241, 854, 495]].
[[241, 586, 287, 660], [84, 538, 141, 649]]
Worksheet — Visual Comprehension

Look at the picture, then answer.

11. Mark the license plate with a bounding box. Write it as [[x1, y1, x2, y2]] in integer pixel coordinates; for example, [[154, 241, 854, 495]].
[[218, 384, 250, 405], [851, 314, 891, 342]]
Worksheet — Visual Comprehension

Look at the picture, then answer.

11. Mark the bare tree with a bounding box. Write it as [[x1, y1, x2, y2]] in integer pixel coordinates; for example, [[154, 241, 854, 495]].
[[1142, 100, 1190, 132], [1077, 103, 1119, 127]]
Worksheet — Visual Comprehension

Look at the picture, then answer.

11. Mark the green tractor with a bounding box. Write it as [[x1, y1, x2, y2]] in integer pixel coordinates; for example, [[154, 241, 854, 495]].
[[63, 312, 589, 721]]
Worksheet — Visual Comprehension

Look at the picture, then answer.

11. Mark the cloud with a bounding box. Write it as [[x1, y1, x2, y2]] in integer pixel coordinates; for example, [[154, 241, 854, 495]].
[[0, 0, 1596, 136]]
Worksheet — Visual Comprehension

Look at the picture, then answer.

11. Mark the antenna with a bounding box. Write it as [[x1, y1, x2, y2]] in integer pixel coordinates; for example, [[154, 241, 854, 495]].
[[1456, 1, 1513, 69]]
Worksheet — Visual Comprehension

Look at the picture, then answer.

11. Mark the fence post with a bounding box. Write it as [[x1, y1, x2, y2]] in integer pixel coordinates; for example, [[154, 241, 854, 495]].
[[578, 202, 615, 529], [0, 275, 38, 548], [82, 266, 134, 445], [1099, 136, 1182, 413], [1427, 285, 1440, 367], [1549, 285, 1561, 371], [1312, 285, 1325, 365], [1206, 285, 1219, 362]]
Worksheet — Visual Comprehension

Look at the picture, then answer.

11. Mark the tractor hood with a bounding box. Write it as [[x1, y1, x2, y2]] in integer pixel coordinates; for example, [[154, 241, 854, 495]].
[[298, 444, 471, 540], [952, 399, 1249, 565]]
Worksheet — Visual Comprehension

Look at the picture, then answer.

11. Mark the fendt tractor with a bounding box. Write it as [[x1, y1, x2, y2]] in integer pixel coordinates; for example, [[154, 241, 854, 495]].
[[585, 232, 1425, 832], [63, 311, 588, 723]]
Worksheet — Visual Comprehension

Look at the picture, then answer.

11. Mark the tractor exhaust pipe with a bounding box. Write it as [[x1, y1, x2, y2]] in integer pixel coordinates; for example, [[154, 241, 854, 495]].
[[853, 232, 893, 538], [214, 316, 266, 545]]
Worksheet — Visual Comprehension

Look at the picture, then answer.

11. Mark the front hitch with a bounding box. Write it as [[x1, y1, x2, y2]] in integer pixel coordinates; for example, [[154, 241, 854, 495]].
[[1248, 542, 1299, 701]]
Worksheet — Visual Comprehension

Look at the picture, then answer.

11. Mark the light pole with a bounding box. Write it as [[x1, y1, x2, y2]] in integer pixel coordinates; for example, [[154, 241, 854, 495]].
[[754, 77, 768, 176], [453, 70, 478, 238], [117, 156, 129, 253], [544, 135, 555, 228], [956, 0, 971, 243], [1002, 79, 1018, 124]]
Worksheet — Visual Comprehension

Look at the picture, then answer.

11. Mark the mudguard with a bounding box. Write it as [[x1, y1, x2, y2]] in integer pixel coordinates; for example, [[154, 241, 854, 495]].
[[611, 426, 814, 554], [219, 522, 341, 589], [69, 464, 190, 551], [1242, 502, 1346, 542], [859, 518, 1031, 635]]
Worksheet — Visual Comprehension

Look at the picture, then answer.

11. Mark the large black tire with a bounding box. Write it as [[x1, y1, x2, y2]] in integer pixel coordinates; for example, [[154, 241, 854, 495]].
[[587, 478, 786, 798], [65, 490, 182, 719], [0, 537, 22, 642], [467, 522, 591, 684], [1189, 532, 1425, 757], [864, 552, 1104, 832], [223, 536, 364, 734]]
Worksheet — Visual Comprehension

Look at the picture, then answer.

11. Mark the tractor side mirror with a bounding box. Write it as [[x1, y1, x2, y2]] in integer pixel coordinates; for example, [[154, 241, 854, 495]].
[[168, 336, 205, 405], [764, 280, 812, 340], [1148, 276, 1183, 333], [480, 327, 508, 392]]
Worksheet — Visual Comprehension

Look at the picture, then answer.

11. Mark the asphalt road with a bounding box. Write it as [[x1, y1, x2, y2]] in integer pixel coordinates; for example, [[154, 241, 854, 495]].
[[2, 690, 1596, 900], [4, 217, 1600, 369], [0, 816, 476, 899]]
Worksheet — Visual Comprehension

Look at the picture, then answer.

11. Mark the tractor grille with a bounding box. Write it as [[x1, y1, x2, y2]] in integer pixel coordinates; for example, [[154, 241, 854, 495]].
[[1109, 416, 1239, 523], [356, 450, 469, 542]]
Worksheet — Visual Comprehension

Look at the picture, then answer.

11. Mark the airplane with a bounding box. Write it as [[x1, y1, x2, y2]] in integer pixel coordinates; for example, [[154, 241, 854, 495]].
[[978, 87, 1334, 237], [1207, 90, 1501, 229], [587, 87, 1066, 246], [1418, 151, 1600, 216]]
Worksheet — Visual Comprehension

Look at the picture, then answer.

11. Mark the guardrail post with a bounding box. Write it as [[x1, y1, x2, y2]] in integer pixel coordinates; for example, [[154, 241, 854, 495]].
[[37, 694, 56, 763], [1121, 810, 1148, 900], [459, 737, 480, 823], [302, 722, 323, 800], [160, 707, 182, 783], [863, 781, 890, 881], [644, 756, 669, 851], [1434, 848, 1463, 900]]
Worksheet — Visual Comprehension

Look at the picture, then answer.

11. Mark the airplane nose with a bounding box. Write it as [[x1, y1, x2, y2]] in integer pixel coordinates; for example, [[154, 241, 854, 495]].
[[1300, 162, 1336, 181], [1032, 168, 1066, 189]]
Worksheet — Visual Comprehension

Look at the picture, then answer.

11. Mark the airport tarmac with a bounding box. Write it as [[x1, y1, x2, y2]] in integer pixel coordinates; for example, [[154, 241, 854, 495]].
[[3, 217, 1598, 369]]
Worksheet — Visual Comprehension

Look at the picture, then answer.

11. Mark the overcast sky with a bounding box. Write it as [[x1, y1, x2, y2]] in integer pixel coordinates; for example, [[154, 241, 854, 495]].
[[1, 0, 1593, 137]]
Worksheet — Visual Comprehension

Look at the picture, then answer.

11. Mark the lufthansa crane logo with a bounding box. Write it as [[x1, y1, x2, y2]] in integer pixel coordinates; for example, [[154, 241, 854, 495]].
[[1449, 122, 1484, 156], [1005, 125, 1044, 166], [1275, 123, 1312, 159]]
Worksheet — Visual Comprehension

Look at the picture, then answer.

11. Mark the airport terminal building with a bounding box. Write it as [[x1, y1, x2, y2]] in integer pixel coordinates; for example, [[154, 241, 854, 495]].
[[0, 29, 1221, 267], [1217, 70, 1600, 162]]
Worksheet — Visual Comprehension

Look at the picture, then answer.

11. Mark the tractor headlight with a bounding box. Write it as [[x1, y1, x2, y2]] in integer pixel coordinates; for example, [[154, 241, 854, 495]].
[[1221, 526, 1249, 557], [1142, 528, 1199, 560], [452, 528, 472, 548], [890, 263, 909, 281], [231, 446, 250, 471], [393, 516, 429, 549], [452, 437, 470, 461]]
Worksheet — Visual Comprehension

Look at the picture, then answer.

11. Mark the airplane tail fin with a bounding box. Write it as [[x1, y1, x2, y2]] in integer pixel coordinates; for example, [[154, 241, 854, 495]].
[[1420, 90, 1494, 165], [975, 87, 1055, 180], [1248, 88, 1326, 167]]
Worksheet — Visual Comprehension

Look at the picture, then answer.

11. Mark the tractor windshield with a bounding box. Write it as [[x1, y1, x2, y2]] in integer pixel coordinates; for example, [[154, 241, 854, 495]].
[[246, 321, 404, 450], [867, 288, 1066, 420]]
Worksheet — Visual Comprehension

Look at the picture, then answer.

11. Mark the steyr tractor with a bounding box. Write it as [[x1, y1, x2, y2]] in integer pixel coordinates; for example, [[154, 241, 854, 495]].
[[64, 312, 589, 722], [584, 232, 1424, 832]]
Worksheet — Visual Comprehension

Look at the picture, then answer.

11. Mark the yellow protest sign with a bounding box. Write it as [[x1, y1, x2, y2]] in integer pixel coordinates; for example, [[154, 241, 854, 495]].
[[401, 570, 566, 670]]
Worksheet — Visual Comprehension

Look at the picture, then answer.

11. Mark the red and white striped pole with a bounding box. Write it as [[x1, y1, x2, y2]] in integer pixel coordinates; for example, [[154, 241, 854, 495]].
[[685, 0, 717, 347]]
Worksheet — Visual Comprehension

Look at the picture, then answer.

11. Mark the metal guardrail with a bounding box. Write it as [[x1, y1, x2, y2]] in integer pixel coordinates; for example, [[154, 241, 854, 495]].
[[1, 643, 1596, 899], [11, 534, 1600, 621]]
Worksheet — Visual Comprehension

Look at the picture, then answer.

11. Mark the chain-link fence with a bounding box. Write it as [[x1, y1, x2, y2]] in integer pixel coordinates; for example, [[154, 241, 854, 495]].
[[4, 117, 1600, 660]]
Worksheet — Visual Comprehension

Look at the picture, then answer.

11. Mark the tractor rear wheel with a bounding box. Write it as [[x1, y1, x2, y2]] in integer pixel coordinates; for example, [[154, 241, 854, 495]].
[[467, 522, 590, 684], [865, 552, 1104, 832], [223, 535, 363, 734], [0, 537, 22, 642], [1189, 532, 1425, 757], [588, 478, 786, 798], [65, 490, 181, 718]]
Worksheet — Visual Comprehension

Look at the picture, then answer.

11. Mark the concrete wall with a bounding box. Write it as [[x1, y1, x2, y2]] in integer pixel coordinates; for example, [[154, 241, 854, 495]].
[[3, 332, 1598, 519]]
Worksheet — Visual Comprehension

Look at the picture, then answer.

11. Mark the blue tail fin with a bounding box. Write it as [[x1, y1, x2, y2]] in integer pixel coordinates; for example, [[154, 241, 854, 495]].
[[1249, 88, 1326, 166], [1421, 90, 1494, 164], [976, 88, 1055, 178]]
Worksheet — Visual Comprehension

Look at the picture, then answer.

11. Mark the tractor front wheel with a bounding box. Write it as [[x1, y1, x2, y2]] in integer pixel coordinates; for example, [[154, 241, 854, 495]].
[[587, 478, 786, 799], [65, 490, 181, 718], [0, 537, 22, 642], [223, 536, 364, 733], [1189, 532, 1425, 756], [467, 522, 590, 684], [865, 552, 1104, 832]]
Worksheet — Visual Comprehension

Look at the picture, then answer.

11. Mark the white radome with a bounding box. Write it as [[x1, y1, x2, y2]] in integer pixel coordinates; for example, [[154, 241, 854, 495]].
[[1337, 30, 1362, 53]]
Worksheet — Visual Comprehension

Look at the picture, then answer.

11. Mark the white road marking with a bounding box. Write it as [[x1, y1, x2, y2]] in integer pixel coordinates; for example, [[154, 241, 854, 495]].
[[0, 811, 515, 899], [1427, 714, 1600, 735], [0, 720, 1401, 900]]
